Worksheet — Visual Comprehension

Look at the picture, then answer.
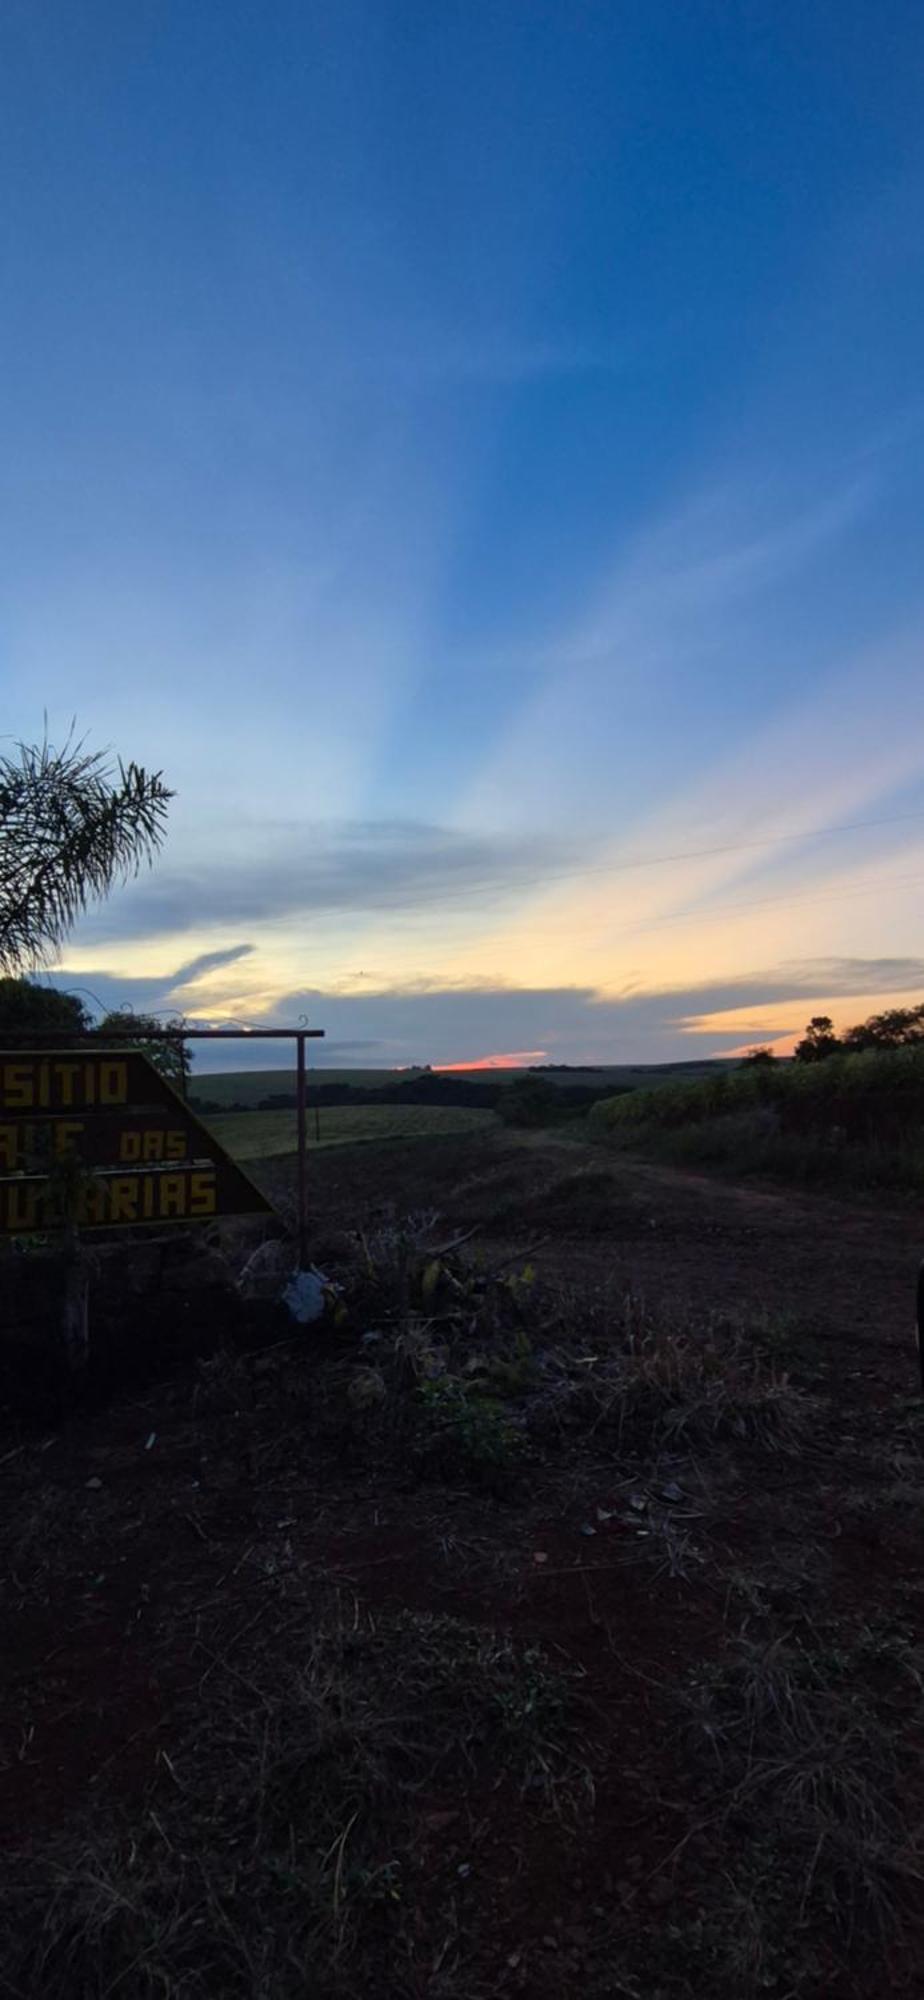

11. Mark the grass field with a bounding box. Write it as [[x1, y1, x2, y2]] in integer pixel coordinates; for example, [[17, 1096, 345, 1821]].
[[192, 1060, 728, 1109], [206, 1102, 497, 1158]]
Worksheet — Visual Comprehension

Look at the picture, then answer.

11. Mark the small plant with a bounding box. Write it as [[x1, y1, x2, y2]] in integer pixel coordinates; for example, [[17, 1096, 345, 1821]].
[[464, 1326, 538, 1398], [542, 1302, 811, 1455], [417, 1372, 524, 1485]]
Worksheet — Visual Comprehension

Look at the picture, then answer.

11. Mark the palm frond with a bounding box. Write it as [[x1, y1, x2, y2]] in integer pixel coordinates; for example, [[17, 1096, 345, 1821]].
[[0, 730, 173, 973]]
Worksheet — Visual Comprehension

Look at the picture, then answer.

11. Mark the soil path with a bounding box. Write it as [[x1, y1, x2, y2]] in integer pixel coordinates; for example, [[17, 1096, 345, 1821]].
[[292, 1126, 921, 1374]]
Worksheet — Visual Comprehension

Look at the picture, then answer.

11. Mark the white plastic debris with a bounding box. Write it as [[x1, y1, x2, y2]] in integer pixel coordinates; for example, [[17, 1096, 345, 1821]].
[[238, 1239, 293, 1300], [282, 1266, 327, 1324]]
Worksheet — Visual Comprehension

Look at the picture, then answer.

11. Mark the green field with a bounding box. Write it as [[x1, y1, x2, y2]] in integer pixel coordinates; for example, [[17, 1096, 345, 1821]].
[[192, 1060, 728, 1109], [588, 1043, 924, 1190], [206, 1103, 498, 1159]]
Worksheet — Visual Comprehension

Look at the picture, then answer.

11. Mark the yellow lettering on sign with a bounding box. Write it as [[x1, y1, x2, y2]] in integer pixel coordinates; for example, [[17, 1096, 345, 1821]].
[[99, 1061, 128, 1106], [108, 1177, 140, 1222], [7, 1182, 39, 1230], [53, 1121, 84, 1157], [190, 1170, 217, 1215], [2, 1064, 33, 1111], [117, 1128, 192, 1164], [53, 1062, 81, 1106], [81, 1180, 106, 1226], [0, 1125, 18, 1170], [160, 1173, 187, 1218]]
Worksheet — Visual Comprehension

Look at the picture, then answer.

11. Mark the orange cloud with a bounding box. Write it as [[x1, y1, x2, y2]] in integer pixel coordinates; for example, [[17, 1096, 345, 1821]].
[[434, 1048, 548, 1071]]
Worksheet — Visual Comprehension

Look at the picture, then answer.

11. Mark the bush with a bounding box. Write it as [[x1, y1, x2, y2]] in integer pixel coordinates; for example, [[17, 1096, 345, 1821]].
[[588, 1044, 924, 1186], [496, 1075, 562, 1127], [416, 1373, 525, 1485], [537, 1309, 810, 1454]]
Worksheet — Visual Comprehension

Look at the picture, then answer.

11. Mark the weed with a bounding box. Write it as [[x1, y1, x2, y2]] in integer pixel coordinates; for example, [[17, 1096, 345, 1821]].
[[535, 1302, 811, 1456], [4, 1601, 588, 1999], [681, 1636, 924, 1991], [416, 1372, 525, 1487]]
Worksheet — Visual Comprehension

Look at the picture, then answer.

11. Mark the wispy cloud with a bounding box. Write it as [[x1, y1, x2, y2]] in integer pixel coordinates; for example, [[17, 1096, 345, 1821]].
[[71, 821, 576, 945], [457, 469, 881, 843], [169, 944, 256, 987]]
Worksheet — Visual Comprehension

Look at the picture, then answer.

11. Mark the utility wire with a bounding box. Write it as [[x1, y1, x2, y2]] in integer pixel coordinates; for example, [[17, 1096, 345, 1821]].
[[540, 806, 924, 881], [485, 867, 924, 945]]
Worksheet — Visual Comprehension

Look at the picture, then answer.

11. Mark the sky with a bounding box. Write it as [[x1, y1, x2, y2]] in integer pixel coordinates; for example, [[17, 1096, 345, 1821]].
[[3, 1, 924, 1071]]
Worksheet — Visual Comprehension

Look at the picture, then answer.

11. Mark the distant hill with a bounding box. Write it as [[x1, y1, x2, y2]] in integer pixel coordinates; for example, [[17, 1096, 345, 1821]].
[[189, 1058, 735, 1114]]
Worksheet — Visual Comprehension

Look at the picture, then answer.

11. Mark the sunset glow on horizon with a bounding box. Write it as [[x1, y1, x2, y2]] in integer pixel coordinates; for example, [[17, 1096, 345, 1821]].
[[434, 1051, 549, 1073]]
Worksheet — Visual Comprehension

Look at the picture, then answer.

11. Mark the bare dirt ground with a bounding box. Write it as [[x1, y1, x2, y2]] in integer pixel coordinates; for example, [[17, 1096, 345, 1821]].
[[2, 1129, 923, 1998]]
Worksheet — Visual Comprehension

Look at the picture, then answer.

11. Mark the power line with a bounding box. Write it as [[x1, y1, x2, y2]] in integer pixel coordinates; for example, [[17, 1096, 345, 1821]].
[[607, 865, 924, 938], [449, 866, 924, 949], [541, 806, 924, 881], [368, 807, 924, 918]]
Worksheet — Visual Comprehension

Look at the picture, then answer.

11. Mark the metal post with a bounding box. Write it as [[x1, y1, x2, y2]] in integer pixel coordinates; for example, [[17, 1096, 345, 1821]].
[[296, 1031, 308, 1270]]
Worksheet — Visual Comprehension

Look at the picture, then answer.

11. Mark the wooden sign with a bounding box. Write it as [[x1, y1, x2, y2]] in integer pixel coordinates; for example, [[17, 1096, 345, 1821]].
[[0, 1050, 271, 1232]]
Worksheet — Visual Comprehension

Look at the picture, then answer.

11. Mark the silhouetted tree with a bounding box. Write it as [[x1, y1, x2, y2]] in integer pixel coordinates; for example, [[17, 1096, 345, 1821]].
[[842, 1003, 924, 1052], [0, 729, 171, 973], [0, 977, 90, 1038], [741, 1046, 775, 1066], [95, 1009, 190, 1090], [793, 1015, 841, 1064]]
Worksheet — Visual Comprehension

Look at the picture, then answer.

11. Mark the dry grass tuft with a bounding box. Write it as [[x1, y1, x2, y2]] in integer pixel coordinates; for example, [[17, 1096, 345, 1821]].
[[682, 1635, 924, 1991], [532, 1298, 811, 1457], [4, 1600, 590, 2000]]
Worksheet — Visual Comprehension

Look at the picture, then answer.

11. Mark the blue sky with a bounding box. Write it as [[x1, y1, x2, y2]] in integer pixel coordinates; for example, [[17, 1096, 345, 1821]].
[[3, 2, 924, 1068]]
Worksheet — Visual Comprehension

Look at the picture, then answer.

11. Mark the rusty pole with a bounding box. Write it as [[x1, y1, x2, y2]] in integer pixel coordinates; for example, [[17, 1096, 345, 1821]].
[[296, 1030, 308, 1270]]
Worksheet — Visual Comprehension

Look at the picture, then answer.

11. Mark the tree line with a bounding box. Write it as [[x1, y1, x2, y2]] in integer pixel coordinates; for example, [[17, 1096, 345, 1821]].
[[745, 1002, 924, 1068]]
